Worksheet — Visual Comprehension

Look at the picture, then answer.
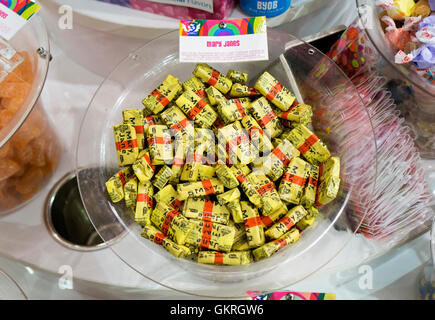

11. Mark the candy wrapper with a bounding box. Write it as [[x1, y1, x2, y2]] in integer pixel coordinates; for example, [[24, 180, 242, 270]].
[[113, 124, 139, 166], [122, 109, 145, 150], [175, 89, 218, 129], [215, 163, 239, 189], [241, 201, 265, 248], [198, 164, 216, 180], [275, 102, 313, 125], [160, 105, 195, 142], [216, 188, 244, 223], [135, 181, 154, 226], [229, 84, 259, 98], [198, 251, 252, 265], [150, 202, 193, 245], [132, 149, 155, 183], [296, 206, 319, 231], [278, 157, 310, 205], [185, 219, 235, 252], [300, 164, 320, 208], [252, 228, 300, 261], [263, 139, 300, 182], [218, 121, 256, 164], [177, 178, 225, 200], [241, 115, 273, 153], [315, 156, 341, 207], [205, 86, 227, 106], [265, 205, 308, 240], [376, 0, 415, 20], [254, 71, 296, 111], [217, 98, 249, 124], [147, 125, 173, 165], [152, 165, 173, 190], [193, 63, 232, 94], [142, 74, 182, 114], [182, 197, 230, 225], [226, 69, 248, 85], [412, 0, 432, 17], [105, 167, 135, 203], [287, 124, 331, 166], [261, 204, 288, 228], [141, 225, 190, 259], [124, 177, 138, 209], [154, 184, 183, 210], [182, 76, 208, 101], [249, 97, 283, 138]]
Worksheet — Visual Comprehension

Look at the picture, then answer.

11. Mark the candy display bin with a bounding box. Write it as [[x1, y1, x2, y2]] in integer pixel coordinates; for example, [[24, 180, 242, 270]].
[[329, 0, 435, 159], [76, 28, 378, 298], [0, 16, 61, 215]]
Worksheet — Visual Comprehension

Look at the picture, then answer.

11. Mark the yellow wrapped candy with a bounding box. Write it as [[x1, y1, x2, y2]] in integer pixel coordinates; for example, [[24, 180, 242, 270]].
[[254, 71, 296, 111], [193, 63, 232, 94], [229, 83, 258, 98], [113, 124, 139, 166], [249, 97, 283, 138], [301, 163, 319, 208], [261, 203, 287, 228], [132, 149, 155, 184], [275, 102, 313, 125], [315, 156, 340, 207], [262, 139, 300, 181], [215, 163, 239, 189], [135, 181, 154, 226], [198, 164, 216, 180], [182, 197, 230, 225], [296, 206, 319, 231], [205, 86, 227, 106], [185, 219, 235, 252], [147, 125, 173, 165], [175, 90, 218, 129], [226, 69, 248, 85], [124, 177, 138, 209], [142, 74, 182, 114], [241, 115, 273, 153], [265, 205, 308, 240], [218, 121, 256, 165], [154, 184, 183, 210], [198, 251, 252, 265], [105, 167, 135, 203], [252, 228, 300, 261], [152, 165, 173, 190], [278, 157, 310, 205], [122, 109, 145, 150], [177, 178, 225, 200], [217, 98, 250, 124], [241, 201, 265, 248], [141, 225, 190, 258], [216, 188, 244, 223]]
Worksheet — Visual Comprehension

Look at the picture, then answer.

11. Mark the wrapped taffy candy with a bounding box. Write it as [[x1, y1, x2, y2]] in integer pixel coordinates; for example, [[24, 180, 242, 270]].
[[180, 143, 206, 182], [218, 121, 256, 165], [287, 124, 331, 166], [160, 105, 195, 141], [182, 76, 208, 100], [150, 202, 193, 245], [301, 164, 319, 208], [229, 84, 259, 98], [248, 173, 284, 216], [122, 109, 145, 150], [265, 205, 308, 240], [144, 115, 159, 134], [175, 90, 217, 129], [170, 139, 186, 184], [177, 178, 224, 200], [377, 0, 415, 20], [113, 124, 139, 166], [217, 98, 250, 124], [229, 220, 247, 244], [135, 181, 154, 226], [124, 177, 138, 209], [226, 69, 248, 85], [412, 0, 431, 18], [215, 163, 239, 189], [263, 139, 300, 182], [105, 167, 135, 203], [232, 238, 250, 251], [261, 203, 288, 228], [198, 251, 252, 265], [154, 184, 183, 210], [275, 102, 313, 125], [142, 74, 182, 114], [249, 97, 283, 138], [198, 164, 216, 180], [252, 228, 300, 261], [216, 188, 244, 223], [185, 219, 235, 252], [254, 71, 296, 112], [241, 201, 265, 248], [233, 168, 262, 208], [147, 125, 173, 165], [152, 165, 172, 190], [132, 149, 155, 183], [193, 63, 232, 94], [205, 86, 227, 106], [315, 156, 341, 207], [142, 225, 190, 258], [296, 206, 319, 231], [279, 157, 310, 204], [241, 115, 273, 153], [182, 197, 230, 225]]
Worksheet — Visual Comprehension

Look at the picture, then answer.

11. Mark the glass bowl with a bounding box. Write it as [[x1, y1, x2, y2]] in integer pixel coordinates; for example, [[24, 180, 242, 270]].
[[0, 15, 61, 214], [331, 0, 435, 159], [77, 29, 377, 298]]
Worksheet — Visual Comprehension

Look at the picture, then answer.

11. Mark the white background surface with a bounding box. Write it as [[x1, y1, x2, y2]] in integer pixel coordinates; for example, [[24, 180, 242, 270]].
[[0, 0, 433, 300]]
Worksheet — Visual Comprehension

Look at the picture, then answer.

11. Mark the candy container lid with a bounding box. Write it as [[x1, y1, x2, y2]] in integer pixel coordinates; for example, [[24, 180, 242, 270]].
[[77, 29, 377, 298], [355, 0, 435, 99], [0, 15, 50, 149]]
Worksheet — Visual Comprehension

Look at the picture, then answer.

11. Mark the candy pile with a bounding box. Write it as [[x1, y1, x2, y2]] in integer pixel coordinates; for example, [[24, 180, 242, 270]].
[[0, 52, 60, 211], [377, 0, 435, 83], [105, 63, 340, 265]]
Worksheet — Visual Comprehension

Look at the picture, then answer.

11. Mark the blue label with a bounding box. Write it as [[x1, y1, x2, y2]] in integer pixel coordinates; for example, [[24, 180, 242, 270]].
[[240, 0, 291, 18]]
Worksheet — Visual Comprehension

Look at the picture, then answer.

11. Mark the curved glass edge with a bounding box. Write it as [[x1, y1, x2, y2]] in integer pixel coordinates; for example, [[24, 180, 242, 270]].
[[0, 15, 51, 149], [76, 29, 377, 298], [355, 0, 435, 98]]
